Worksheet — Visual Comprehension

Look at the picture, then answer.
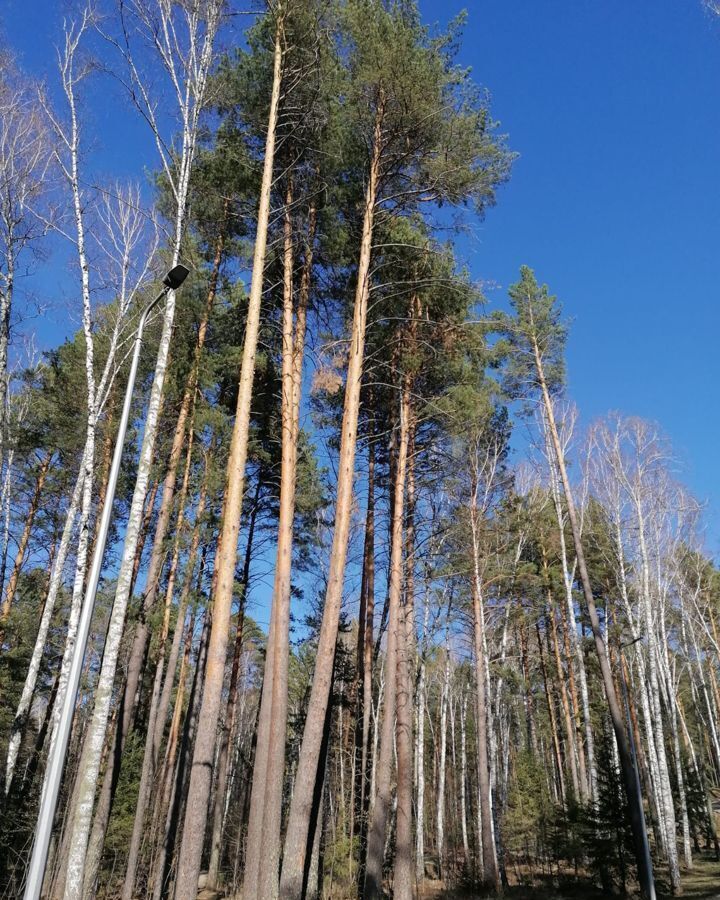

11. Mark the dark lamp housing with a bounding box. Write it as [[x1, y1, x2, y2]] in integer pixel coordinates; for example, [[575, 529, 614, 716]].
[[163, 264, 190, 290]]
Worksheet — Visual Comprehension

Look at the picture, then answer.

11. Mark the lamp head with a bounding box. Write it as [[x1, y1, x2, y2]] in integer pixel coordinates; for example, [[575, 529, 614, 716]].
[[163, 264, 190, 290]]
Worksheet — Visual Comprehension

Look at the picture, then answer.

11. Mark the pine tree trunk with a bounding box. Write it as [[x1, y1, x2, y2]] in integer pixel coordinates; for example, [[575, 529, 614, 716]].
[[207, 473, 261, 888], [279, 99, 385, 900], [173, 24, 283, 900], [245, 185, 314, 900], [532, 337, 656, 900], [353, 425, 376, 877], [394, 387, 415, 900], [149, 604, 196, 900], [0, 453, 51, 626], [159, 600, 211, 900], [363, 386, 409, 900], [469, 477, 501, 891]]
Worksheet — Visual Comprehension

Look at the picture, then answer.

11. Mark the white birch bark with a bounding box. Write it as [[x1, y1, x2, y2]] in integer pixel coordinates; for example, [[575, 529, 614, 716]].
[[436, 645, 450, 875], [0, 51, 50, 477], [42, 12, 99, 778], [415, 590, 429, 881], [459, 691, 470, 868], [4, 459, 85, 791], [543, 408, 595, 799], [61, 6, 222, 895]]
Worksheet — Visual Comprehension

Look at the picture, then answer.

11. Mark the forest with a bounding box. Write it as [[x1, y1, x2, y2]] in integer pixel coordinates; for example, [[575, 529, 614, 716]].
[[0, 1, 719, 899]]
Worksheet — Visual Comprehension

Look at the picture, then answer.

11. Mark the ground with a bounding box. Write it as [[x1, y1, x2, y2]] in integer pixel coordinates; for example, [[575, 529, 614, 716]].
[[416, 855, 720, 900], [197, 854, 720, 899]]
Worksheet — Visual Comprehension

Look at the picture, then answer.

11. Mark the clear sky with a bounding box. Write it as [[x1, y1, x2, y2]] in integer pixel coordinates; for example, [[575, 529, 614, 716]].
[[2, 0, 720, 552], [418, 0, 720, 549]]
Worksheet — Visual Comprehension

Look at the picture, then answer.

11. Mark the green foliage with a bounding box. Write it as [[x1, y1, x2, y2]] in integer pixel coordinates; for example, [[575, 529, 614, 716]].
[[583, 727, 636, 895], [501, 265, 567, 401], [503, 748, 551, 860], [341, 0, 512, 212]]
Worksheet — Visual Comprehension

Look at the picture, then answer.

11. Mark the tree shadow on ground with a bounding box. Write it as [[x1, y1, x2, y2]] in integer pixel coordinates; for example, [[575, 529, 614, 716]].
[[419, 854, 720, 900]]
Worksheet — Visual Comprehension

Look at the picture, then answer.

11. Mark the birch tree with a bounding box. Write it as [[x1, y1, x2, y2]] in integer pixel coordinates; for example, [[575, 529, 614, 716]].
[[59, 3, 223, 895], [0, 50, 50, 484], [503, 266, 657, 900]]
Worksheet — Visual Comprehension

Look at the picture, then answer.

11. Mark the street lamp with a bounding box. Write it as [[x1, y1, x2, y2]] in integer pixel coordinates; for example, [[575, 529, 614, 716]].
[[23, 264, 190, 900]]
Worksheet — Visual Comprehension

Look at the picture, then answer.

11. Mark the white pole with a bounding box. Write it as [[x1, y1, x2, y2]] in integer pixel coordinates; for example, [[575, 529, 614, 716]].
[[23, 267, 186, 900]]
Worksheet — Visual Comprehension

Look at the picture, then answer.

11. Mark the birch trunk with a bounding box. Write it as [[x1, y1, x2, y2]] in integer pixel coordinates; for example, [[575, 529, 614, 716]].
[[81, 265, 219, 892], [436, 647, 450, 880], [532, 333, 656, 900], [537, 618, 565, 803], [60, 4, 221, 890], [635, 503, 680, 891], [548, 598, 580, 798], [121, 411, 198, 900], [415, 591, 429, 884], [469, 476, 500, 890], [43, 16, 100, 799], [459, 693, 470, 870], [4, 459, 85, 792], [547, 441, 595, 800]]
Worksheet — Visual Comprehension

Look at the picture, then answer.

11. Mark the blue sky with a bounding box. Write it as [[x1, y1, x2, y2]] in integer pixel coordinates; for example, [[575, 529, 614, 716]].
[[3, 0, 720, 553], [418, 0, 720, 548]]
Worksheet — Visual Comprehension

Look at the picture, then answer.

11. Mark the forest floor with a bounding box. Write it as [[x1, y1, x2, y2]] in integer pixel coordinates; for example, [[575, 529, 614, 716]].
[[201, 855, 720, 899], [416, 854, 720, 899]]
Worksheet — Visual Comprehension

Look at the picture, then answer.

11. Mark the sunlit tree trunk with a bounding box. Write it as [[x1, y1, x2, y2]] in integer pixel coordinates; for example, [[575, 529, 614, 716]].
[[545, 431, 595, 800], [531, 330, 656, 900], [353, 423, 376, 879], [207, 473, 262, 888], [363, 387, 408, 899], [436, 645, 450, 880], [469, 474, 500, 891], [61, 0, 221, 887], [121, 406, 198, 900], [459, 692, 470, 870], [246, 186, 315, 900], [415, 587, 429, 884], [394, 386, 415, 900], [280, 100, 384, 900], [174, 21, 283, 900], [4, 459, 85, 792], [0, 452, 50, 625]]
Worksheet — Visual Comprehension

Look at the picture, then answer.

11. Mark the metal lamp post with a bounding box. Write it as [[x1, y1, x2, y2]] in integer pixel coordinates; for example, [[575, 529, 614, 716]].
[[23, 264, 190, 900]]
